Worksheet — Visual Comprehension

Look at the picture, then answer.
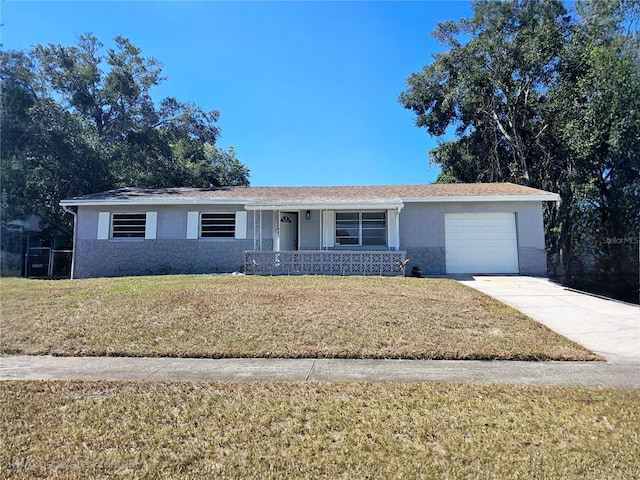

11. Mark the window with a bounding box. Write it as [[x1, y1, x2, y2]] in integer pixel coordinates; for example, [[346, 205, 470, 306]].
[[201, 213, 235, 238], [335, 211, 386, 246], [111, 213, 146, 238]]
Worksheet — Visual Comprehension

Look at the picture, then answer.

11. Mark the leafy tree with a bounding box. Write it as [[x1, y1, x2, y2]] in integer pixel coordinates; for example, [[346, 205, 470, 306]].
[[0, 51, 38, 224], [32, 34, 166, 141], [550, 0, 640, 284], [400, 0, 639, 296], [400, 0, 571, 186], [1, 34, 249, 244], [204, 145, 250, 187]]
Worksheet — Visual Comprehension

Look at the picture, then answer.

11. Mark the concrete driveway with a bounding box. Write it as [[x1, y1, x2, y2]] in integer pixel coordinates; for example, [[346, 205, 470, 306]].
[[457, 276, 640, 363]]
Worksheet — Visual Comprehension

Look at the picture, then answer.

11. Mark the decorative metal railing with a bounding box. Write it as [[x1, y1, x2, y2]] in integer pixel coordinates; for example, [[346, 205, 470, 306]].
[[244, 250, 408, 276]]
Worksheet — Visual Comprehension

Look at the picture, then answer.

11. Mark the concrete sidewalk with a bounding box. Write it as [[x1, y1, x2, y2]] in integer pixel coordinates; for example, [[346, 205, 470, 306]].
[[457, 276, 639, 363], [1, 355, 638, 388]]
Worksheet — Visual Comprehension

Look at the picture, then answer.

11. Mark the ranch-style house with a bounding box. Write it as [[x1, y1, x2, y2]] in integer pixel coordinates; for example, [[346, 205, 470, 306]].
[[60, 182, 559, 278]]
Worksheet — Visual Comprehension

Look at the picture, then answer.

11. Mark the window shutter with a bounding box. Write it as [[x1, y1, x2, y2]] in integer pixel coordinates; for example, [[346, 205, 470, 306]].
[[322, 210, 335, 248], [187, 211, 199, 239], [97, 212, 110, 240], [235, 211, 247, 239], [387, 209, 397, 249], [145, 212, 157, 239]]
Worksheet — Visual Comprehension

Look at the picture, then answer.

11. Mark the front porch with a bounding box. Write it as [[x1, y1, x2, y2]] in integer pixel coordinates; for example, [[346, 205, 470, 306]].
[[244, 250, 408, 276]]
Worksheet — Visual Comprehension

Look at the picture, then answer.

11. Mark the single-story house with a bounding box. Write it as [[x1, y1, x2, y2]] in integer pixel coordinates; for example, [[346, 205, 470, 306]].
[[60, 183, 559, 278]]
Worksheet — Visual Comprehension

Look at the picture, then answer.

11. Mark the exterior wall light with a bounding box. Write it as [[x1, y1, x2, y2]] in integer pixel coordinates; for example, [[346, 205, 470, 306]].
[[306, 210, 311, 220]]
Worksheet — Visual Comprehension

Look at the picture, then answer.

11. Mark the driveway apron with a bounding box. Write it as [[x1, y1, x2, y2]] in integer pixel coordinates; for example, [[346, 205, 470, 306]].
[[457, 275, 640, 363]]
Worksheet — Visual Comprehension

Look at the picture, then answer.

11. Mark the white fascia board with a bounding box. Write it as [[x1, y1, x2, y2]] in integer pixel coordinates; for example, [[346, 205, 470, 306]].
[[401, 194, 560, 203], [245, 201, 404, 211], [59, 198, 251, 207]]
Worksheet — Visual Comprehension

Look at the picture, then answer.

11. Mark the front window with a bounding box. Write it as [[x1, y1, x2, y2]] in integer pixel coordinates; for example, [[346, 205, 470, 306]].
[[112, 213, 146, 238], [201, 213, 235, 238], [335, 211, 386, 246]]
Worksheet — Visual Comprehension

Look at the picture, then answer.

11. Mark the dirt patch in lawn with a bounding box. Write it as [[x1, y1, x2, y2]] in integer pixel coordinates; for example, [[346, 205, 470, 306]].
[[1, 381, 637, 479], [0, 275, 599, 360]]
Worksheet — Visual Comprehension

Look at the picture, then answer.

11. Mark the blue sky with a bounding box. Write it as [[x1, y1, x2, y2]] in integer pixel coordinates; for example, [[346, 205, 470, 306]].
[[2, 1, 473, 186]]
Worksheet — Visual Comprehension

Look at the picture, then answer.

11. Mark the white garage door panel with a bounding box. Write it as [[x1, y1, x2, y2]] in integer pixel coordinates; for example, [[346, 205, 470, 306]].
[[445, 213, 519, 274]]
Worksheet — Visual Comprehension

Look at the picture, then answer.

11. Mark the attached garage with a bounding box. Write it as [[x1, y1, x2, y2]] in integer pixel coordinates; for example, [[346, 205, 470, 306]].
[[445, 212, 519, 274]]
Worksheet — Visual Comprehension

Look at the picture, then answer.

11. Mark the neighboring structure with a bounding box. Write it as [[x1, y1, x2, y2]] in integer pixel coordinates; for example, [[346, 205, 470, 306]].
[[60, 183, 559, 278], [1, 216, 42, 277]]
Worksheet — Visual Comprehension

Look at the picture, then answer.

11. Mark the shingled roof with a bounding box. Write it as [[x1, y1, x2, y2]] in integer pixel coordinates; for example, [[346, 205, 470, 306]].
[[60, 183, 559, 207]]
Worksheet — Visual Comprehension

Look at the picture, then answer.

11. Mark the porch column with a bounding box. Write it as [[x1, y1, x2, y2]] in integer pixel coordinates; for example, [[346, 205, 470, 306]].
[[387, 207, 402, 251], [322, 210, 335, 249], [274, 210, 281, 251], [253, 211, 257, 250], [395, 207, 401, 251], [259, 210, 263, 251], [319, 209, 323, 250]]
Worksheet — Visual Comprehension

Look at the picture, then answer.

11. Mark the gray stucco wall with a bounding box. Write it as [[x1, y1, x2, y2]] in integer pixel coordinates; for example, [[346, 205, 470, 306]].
[[299, 210, 321, 250], [76, 204, 252, 240], [73, 239, 254, 277], [399, 201, 547, 275], [71, 201, 548, 278], [74, 205, 258, 278]]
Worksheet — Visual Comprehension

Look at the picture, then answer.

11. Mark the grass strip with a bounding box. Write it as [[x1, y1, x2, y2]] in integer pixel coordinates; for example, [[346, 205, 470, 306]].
[[1, 380, 637, 479]]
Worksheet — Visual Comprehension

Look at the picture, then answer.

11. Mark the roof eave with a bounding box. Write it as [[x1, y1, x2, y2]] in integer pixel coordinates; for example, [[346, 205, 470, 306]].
[[59, 193, 560, 207], [245, 201, 405, 211], [59, 198, 251, 207], [401, 194, 560, 203]]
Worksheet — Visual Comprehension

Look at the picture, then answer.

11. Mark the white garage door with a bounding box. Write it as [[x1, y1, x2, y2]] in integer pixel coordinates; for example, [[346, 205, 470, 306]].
[[445, 213, 519, 274]]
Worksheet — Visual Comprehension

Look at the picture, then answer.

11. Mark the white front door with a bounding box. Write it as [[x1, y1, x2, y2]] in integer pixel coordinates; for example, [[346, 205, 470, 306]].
[[279, 212, 298, 251]]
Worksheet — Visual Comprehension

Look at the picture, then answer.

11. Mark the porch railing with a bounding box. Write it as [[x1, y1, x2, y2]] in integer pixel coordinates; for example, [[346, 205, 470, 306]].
[[244, 250, 407, 276]]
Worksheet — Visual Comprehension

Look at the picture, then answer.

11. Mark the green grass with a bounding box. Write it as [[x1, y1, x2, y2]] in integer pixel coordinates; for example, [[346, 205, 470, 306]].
[[0, 275, 598, 360], [1, 381, 638, 479]]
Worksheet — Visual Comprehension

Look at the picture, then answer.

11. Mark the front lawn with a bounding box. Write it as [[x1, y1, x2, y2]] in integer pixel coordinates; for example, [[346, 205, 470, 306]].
[[1, 381, 637, 479], [0, 275, 598, 360]]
